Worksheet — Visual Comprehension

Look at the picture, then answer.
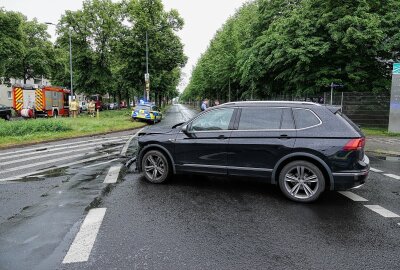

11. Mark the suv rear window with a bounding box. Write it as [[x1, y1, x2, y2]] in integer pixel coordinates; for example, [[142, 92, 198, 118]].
[[293, 108, 321, 129], [336, 111, 362, 133]]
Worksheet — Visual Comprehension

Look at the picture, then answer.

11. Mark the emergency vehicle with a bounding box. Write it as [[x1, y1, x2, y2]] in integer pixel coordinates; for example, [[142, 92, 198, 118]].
[[12, 84, 71, 118]]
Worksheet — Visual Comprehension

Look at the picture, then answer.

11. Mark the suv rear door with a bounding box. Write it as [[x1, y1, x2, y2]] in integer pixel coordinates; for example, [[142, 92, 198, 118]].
[[227, 106, 296, 178]]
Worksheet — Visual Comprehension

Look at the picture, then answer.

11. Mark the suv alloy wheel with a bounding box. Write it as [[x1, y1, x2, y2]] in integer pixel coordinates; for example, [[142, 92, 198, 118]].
[[278, 160, 325, 202], [141, 150, 170, 183]]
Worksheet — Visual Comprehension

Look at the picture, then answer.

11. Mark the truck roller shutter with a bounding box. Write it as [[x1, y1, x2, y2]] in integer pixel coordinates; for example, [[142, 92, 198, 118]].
[[35, 89, 44, 111]]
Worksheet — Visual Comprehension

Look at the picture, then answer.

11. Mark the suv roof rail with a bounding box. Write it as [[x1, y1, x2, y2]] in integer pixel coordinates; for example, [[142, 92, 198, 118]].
[[223, 101, 322, 106]]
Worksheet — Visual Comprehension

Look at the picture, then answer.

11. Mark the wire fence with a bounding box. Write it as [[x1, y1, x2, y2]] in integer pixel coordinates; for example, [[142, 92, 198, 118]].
[[271, 92, 390, 128], [184, 92, 391, 128]]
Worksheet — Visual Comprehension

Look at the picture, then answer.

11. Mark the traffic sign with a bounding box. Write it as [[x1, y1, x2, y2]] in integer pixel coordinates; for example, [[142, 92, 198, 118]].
[[393, 63, 400, 75]]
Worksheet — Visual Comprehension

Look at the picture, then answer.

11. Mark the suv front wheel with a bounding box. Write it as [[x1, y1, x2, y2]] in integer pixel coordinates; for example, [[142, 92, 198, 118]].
[[141, 150, 170, 183], [278, 160, 325, 203]]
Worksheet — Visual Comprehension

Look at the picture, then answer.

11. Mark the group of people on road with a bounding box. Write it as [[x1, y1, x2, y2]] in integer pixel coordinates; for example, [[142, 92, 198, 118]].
[[69, 98, 96, 118], [200, 99, 220, 111]]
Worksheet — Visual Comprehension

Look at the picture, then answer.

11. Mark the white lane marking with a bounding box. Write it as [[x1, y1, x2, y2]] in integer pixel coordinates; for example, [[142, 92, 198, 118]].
[[370, 168, 383, 173], [0, 150, 121, 182], [103, 165, 122, 184], [120, 128, 145, 157], [338, 191, 368, 202], [83, 159, 118, 169], [364, 205, 400, 218], [384, 174, 400, 180], [0, 135, 129, 158], [0, 138, 126, 162], [0, 140, 125, 167], [63, 208, 107, 264], [0, 145, 122, 175]]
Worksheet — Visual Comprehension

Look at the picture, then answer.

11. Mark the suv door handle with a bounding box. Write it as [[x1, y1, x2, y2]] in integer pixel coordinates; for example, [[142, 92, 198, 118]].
[[218, 135, 227, 139], [279, 134, 289, 139]]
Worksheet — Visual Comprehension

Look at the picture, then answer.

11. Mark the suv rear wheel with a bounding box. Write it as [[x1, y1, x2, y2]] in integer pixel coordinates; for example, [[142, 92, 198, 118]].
[[278, 160, 325, 202], [141, 150, 170, 183]]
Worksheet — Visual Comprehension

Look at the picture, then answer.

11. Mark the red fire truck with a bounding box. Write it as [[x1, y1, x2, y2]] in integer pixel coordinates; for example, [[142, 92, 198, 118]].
[[12, 84, 71, 118]]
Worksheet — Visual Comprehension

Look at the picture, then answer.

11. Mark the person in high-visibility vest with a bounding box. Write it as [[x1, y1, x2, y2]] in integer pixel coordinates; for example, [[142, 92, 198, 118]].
[[69, 98, 79, 118], [88, 100, 96, 117]]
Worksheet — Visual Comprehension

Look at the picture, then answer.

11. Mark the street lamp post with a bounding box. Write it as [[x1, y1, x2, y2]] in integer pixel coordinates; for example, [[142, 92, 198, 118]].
[[145, 31, 150, 102], [45, 22, 73, 98]]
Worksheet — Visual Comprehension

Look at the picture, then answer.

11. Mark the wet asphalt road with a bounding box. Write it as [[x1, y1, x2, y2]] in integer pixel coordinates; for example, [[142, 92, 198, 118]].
[[1, 104, 400, 270]]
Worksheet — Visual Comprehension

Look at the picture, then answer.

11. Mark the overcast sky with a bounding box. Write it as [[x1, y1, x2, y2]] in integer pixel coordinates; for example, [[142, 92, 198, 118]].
[[0, 0, 248, 92]]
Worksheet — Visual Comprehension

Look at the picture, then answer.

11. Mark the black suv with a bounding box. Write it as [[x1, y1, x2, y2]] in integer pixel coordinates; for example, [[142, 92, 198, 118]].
[[135, 101, 369, 202]]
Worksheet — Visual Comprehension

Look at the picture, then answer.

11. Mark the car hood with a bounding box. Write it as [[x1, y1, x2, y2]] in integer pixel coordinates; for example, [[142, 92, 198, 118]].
[[139, 125, 181, 136]]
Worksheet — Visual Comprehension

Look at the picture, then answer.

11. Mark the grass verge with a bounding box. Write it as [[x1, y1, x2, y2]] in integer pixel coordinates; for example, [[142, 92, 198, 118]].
[[0, 109, 146, 148], [362, 127, 400, 137]]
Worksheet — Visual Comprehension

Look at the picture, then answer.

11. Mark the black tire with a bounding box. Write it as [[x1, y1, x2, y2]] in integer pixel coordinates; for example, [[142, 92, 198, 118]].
[[5, 114, 11, 121], [141, 150, 171, 184], [278, 160, 325, 203], [53, 110, 58, 118]]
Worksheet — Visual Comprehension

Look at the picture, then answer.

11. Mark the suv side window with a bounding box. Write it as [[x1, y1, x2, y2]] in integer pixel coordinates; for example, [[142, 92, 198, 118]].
[[189, 108, 234, 131], [238, 107, 283, 130], [293, 108, 321, 129]]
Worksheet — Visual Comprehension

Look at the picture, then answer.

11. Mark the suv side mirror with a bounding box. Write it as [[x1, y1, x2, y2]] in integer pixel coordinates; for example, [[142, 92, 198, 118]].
[[181, 124, 189, 135]]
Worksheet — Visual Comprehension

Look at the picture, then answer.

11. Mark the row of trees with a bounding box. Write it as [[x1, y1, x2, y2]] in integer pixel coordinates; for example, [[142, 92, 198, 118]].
[[181, 0, 400, 102], [0, 0, 187, 106]]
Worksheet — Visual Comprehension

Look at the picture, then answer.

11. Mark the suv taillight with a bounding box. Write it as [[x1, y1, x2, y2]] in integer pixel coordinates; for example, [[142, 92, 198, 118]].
[[343, 138, 365, 151]]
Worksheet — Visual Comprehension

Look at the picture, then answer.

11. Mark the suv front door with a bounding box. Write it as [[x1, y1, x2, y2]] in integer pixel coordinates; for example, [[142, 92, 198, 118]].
[[174, 107, 236, 175]]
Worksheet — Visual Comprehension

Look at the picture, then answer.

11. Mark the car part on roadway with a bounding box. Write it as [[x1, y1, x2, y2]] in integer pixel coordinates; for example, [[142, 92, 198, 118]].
[[278, 160, 325, 203], [141, 150, 170, 183]]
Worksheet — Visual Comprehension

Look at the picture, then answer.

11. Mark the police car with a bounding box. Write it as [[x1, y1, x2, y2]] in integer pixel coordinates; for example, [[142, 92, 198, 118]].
[[132, 103, 162, 124]]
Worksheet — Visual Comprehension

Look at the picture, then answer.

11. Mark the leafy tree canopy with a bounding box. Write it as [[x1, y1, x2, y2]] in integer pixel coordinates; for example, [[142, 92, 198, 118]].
[[182, 0, 400, 102]]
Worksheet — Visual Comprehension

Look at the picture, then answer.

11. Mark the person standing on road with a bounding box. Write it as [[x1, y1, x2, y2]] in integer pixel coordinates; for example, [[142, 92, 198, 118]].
[[201, 99, 209, 111], [69, 98, 79, 118]]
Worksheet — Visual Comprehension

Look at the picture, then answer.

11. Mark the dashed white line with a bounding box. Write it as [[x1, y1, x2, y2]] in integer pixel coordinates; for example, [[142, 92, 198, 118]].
[[63, 208, 107, 264], [364, 205, 400, 218], [103, 165, 122, 184], [384, 174, 400, 180], [370, 167, 383, 173], [338, 191, 368, 202]]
